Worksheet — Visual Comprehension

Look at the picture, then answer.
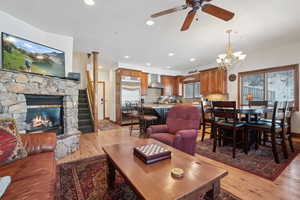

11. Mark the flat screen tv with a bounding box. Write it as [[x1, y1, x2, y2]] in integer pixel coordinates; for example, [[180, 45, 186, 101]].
[[1, 32, 65, 78]]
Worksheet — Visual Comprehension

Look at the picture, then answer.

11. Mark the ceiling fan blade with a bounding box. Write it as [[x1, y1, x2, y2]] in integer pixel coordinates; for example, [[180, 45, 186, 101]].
[[151, 5, 187, 18], [202, 4, 234, 21], [181, 10, 197, 31]]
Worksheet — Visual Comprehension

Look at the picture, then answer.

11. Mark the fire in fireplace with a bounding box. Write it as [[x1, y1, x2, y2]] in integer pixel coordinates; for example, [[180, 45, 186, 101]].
[[25, 95, 64, 135]]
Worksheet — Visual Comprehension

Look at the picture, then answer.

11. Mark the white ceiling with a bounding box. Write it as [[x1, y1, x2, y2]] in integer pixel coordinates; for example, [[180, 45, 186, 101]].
[[1, 0, 300, 71]]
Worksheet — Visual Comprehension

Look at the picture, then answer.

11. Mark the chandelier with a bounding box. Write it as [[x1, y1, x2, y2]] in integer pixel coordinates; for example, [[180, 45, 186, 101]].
[[216, 29, 246, 70]]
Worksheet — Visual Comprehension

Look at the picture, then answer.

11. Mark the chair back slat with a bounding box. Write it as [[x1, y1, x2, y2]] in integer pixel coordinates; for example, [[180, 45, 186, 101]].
[[212, 101, 238, 122]]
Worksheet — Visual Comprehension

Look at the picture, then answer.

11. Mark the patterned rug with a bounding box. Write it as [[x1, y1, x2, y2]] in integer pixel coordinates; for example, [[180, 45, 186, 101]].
[[196, 139, 299, 181], [99, 120, 121, 131], [56, 156, 239, 200]]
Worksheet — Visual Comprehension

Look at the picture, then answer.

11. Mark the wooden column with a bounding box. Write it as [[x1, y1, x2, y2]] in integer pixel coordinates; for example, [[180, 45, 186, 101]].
[[92, 51, 99, 131]]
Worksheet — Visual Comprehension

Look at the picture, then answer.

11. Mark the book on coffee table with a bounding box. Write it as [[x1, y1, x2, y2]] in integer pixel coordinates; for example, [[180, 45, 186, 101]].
[[133, 143, 171, 164]]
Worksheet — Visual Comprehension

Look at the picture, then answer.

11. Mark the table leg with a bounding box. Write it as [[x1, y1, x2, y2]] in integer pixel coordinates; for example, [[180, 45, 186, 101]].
[[206, 180, 220, 200], [107, 157, 116, 189]]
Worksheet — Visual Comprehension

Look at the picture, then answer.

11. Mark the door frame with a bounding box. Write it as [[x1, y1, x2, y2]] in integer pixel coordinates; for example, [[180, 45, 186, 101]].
[[97, 81, 105, 120]]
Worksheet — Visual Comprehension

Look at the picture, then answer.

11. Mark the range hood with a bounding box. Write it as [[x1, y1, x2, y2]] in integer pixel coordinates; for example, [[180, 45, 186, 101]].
[[148, 74, 164, 89]]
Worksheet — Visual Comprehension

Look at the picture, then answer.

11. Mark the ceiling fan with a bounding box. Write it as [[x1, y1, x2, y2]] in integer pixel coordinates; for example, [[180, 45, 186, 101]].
[[150, 0, 235, 31]]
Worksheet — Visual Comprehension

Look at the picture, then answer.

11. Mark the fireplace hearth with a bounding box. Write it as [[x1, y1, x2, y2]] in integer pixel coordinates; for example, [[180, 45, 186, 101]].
[[25, 95, 64, 135]]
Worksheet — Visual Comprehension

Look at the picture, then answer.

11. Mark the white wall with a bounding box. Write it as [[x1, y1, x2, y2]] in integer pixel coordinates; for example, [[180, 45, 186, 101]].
[[99, 70, 110, 119], [73, 52, 88, 89], [109, 68, 117, 121], [226, 41, 300, 133], [0, 11, 73, 75]]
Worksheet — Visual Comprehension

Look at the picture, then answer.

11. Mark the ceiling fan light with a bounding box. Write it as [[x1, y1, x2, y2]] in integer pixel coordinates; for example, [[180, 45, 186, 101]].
[[216, 58, 222, 63]]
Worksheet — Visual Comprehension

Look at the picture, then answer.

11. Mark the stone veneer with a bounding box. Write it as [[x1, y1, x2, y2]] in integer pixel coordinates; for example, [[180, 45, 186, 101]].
[[0, 69, 81, 158]]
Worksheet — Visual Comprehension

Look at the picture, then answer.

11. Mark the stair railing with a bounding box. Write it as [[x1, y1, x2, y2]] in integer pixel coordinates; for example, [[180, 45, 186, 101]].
[[86, 71, 95, 126]]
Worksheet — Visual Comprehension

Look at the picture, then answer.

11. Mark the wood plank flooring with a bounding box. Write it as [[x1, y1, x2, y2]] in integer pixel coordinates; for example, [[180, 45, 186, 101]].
[[58, 127, 300, 200]]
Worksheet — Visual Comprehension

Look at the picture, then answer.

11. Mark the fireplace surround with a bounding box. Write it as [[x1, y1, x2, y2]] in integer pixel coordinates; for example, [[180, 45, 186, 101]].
[[0, 69, 81, 158], [25, 95, 64, 135]]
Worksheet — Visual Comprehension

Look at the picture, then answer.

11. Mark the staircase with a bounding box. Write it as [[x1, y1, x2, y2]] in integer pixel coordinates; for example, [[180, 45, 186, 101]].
[[78, 89, 94, 133]]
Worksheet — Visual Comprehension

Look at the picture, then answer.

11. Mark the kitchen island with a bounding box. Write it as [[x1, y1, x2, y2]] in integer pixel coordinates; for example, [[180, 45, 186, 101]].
[[143, 104, 202, 124]]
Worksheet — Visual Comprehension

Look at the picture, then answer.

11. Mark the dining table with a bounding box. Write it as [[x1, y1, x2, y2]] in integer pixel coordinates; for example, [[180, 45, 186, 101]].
[[206, 106, 274, 122]]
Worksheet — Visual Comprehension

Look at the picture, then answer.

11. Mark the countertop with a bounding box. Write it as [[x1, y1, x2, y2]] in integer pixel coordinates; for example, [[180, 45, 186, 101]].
[[143, 103, 201, 109]]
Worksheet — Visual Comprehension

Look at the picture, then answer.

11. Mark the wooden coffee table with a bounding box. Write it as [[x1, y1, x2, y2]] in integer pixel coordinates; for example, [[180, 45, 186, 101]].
[[102, 139, 228, 200]]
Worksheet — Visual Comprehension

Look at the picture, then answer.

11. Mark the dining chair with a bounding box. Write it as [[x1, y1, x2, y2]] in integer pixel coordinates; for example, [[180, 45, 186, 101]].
[[285, 102, 295, 152], [245, 101, 288, 163], [212, 101, 246, 159], [281, 101, 295, 152], [139, 102, 158, 136], [242, 100, 269, 122], [200, 100, 213, 141], [247, 100, 269, 143]]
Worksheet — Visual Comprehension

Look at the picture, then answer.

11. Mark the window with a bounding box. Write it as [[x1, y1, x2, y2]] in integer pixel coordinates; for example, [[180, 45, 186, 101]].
[[239, 65, 299, 109], [184, 82, 201, 98]]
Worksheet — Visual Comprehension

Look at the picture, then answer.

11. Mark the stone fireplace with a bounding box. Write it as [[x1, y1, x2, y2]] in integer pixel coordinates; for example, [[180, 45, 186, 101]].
[[0, 69, 81, 158]]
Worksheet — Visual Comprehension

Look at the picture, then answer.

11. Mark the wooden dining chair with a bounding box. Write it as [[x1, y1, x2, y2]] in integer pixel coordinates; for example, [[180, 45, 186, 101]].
[[245, 101, 288, 163], [285, 102, 295, 152], [200, 100, 213, 141], [212, 101, 246, 159]]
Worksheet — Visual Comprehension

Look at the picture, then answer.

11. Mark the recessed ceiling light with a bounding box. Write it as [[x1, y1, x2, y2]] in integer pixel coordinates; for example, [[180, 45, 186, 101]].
[[168, 53, 175, 57], [146, 62, 151, 66], [190, 58, 196, 62], [98, 65, 103, 69], [124, 56, 130, 59], [146, 20, 155, 26], [166, 66, 172, 69], [84, 0, 95, 6]]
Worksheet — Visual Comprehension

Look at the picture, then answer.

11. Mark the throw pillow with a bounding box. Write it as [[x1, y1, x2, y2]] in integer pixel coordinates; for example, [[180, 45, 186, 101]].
[[0, 176, 11, 198], [0, 118, 27, 166]]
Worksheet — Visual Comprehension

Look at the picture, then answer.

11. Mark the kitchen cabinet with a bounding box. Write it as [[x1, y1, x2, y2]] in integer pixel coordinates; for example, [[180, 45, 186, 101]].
[[140, 72, 148, 96], [174, 76, 183, 96], [200, 68, 227, 95], [161, 75, 177, 96]]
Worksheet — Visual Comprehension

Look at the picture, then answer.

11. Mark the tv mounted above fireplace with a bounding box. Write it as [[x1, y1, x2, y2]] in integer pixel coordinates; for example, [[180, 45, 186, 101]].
[[1, 32, 65, 78]]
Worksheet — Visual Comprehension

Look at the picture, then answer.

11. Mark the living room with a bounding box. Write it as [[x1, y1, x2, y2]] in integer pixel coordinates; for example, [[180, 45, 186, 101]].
[[0, 0, 300, 200]]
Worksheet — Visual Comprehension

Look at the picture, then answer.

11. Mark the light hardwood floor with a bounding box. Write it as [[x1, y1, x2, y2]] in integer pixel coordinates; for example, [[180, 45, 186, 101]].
[[58, 127, 300, 200]]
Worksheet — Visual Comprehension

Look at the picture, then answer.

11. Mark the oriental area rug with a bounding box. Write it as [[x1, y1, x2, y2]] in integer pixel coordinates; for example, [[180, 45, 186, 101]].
[[56, 156, 239, 200], [196, 139, 299, 181]]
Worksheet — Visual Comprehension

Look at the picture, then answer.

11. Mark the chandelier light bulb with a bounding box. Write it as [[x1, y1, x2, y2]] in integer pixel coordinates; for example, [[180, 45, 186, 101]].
[[233, 51, 242, 56]]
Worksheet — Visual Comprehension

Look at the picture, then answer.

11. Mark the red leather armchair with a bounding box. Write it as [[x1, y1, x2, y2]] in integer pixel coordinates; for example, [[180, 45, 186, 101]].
[[147, 105, 200, 155]]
